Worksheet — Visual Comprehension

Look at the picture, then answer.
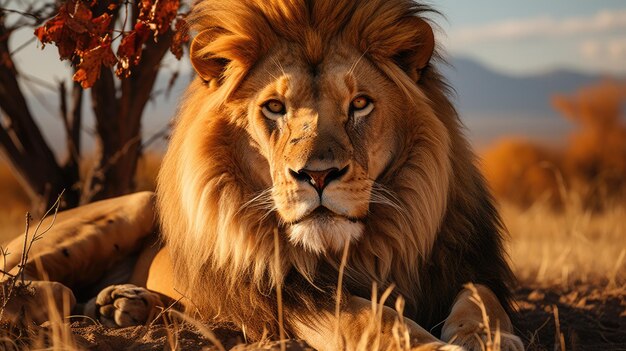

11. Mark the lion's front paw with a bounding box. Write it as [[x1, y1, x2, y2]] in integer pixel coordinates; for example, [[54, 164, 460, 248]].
[[91, 284, 163, 327], [448, 329, 523, 351]]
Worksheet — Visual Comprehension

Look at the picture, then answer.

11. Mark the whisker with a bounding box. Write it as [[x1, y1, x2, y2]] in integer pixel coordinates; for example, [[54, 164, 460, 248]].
[[347, 48, 369, 76], [370, 182, 410, 218], [265, 68, 279, 82], [260, 205, 279, 223], [272, 57, 287, 77], [237, 187, 275, 216]]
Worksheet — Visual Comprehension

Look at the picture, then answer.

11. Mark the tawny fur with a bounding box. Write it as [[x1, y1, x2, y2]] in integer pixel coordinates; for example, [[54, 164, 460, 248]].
[[156, 0, 515, 340]]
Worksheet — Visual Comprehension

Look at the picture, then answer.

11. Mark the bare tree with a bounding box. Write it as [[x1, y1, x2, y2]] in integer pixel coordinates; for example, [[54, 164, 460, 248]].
[[0, 0, 188, 213]]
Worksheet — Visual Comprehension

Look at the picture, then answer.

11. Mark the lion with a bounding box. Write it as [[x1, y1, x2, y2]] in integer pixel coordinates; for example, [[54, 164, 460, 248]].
[[2, 0, 523, 350]]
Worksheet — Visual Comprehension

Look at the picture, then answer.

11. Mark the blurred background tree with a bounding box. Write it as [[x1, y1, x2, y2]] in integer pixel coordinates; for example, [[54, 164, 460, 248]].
[[0, 0, 188, 214], [482, 80, 626, 211]]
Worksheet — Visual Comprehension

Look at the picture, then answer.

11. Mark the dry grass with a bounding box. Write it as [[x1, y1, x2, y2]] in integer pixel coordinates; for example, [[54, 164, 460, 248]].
[[503, 201, 625, 287]]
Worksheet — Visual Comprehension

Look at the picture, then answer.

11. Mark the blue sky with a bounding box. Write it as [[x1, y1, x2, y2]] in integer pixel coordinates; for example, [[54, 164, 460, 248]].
[[434, 1, 626, 75], [8, 1, 626, 84]]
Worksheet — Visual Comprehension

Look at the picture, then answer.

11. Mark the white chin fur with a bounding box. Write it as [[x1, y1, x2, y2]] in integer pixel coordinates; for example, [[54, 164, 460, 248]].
[[288, 217, 364, 254]]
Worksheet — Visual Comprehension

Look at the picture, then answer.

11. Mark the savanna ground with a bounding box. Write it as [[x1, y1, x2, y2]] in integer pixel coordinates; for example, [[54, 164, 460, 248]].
[[0, 151, 624, 350]]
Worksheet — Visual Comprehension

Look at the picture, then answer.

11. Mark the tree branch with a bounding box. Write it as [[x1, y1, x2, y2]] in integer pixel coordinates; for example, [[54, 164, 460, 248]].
[[59, 80, 82, 166], [0, 7, 41, 22], [57, 80, 82, 207], [68, 81, 82, 160]]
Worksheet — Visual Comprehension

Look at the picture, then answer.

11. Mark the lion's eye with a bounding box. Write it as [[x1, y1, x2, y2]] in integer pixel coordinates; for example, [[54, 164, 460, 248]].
[[352, 97, 368, 110], [350, 96, 374, 118], [262, 99, 286, 120], [266, 100, 285, 113]]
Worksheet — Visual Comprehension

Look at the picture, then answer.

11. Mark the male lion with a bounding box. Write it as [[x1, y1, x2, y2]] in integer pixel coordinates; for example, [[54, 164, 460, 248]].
[[3, 0, 523, 350]]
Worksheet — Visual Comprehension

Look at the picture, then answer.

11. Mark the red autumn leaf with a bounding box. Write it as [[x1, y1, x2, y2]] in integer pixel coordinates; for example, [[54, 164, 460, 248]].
[[154, 0, 180, 34], [34, 0, 112, 61], [139, 0, 179, 35], [63, 0, 93, 34], [73, 39, 117, 89], [116, 22, 151, 78], [34, 12, 64, 44], [34, 6, 77, 59], [170, 18, 189, 60], [35, 0, 187, 87], [137, 0, 153, 25], [90, 13, 112, 37]]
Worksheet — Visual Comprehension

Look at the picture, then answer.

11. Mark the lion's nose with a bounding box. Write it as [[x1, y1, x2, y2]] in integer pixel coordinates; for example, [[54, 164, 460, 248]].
[[289, 166, 349, 194]]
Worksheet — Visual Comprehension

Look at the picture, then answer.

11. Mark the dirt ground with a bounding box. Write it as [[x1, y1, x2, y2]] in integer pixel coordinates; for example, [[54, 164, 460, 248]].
[[513, 283, 626, 351], [4, 282, 622, 351]]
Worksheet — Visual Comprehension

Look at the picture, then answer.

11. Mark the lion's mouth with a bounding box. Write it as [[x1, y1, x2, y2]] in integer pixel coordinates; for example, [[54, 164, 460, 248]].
[[292, 206, 361, 225]]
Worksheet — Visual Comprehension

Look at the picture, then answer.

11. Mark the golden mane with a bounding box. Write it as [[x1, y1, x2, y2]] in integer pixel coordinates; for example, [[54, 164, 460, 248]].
[[157, 0, 514, 339], [187, 0, 436, 106]]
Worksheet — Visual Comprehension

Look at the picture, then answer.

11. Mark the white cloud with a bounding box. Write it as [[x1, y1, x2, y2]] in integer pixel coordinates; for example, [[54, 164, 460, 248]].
[[580, 41, 601, 58], [607, 39, 626, 58], [450, 9, 626, 46], [581, 38, 626, 61]]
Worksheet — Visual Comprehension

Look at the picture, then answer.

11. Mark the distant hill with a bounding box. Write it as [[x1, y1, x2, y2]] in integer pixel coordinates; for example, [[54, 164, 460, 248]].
[[437, 57, 626, 145], [440, 57, 605, 116]]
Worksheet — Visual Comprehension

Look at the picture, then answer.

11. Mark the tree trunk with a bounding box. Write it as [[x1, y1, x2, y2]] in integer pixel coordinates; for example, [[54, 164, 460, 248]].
[[0, 18, 75, 214], [82, 30, 174, 203]]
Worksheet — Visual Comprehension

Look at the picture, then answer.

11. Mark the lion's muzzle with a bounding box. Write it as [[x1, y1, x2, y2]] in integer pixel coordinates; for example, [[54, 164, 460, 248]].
[[288, 165, 349, 195]]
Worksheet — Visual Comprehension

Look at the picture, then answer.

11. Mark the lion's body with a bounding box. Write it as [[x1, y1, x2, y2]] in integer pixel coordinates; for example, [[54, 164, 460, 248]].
[[3, 0, 523, 349], [156, 0, 514, 341]]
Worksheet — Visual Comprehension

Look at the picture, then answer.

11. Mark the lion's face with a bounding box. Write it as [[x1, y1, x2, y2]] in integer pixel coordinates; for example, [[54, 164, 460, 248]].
[[233, 45, 409, 253]]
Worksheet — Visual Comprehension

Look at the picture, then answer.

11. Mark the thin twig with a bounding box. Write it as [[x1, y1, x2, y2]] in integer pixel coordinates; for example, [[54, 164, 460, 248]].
[[465, 283, 493, 350], [149, 294, 184, 328], [18, 212, 31, 285], [0, 269, 15, 278], [0, 7, 41, 22], [9, 36, 36, 56], [140, 122, 171, 150], [18, 72, 58, 92], [553, 305, 565, 351], [273, 228, 286, 351], [334, 241, 350, 348]]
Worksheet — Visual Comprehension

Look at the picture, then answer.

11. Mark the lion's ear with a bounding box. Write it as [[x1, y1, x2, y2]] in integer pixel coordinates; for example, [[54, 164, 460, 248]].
[[393, 17, 435, 82], [190, 29, 229, 83]]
